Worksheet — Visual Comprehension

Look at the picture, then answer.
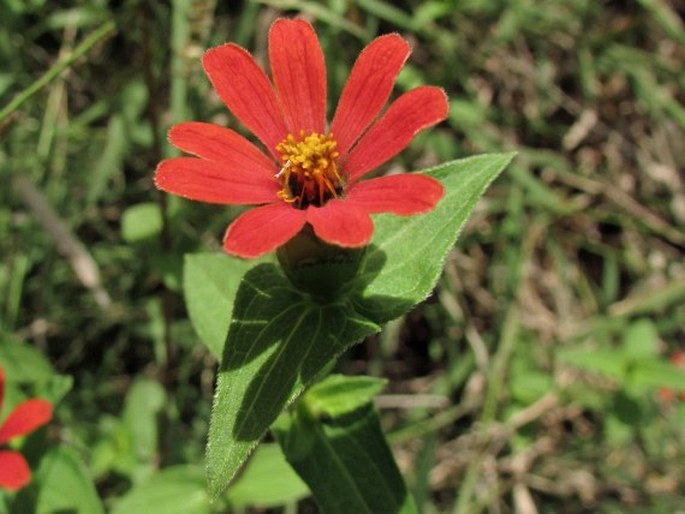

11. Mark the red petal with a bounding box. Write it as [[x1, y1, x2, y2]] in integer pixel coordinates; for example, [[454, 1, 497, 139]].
[[202, 44, 288, 157], [169, 122, 277, 179], [155, 157, 279, 205], [0, 399, 52, 445], [343, 86, 448, 181], [269, 19, 327, 135], [330, 34, 411, 158], [306, 199, 374, 248], [223, 203, 307, 258], [0, 450, 31, 491], [344, 174, 444, 215]]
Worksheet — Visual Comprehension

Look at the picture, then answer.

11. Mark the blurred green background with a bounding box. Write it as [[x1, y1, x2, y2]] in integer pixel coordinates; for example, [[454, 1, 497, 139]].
[[1, 0, 685, 512]]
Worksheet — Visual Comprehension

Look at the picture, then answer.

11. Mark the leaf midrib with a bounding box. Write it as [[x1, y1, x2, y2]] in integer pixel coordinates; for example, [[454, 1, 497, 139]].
[[232, 301, 314, 438]]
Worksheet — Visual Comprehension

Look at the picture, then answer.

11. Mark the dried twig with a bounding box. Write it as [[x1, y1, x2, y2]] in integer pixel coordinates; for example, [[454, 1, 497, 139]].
[[13, 175, 111, 309]]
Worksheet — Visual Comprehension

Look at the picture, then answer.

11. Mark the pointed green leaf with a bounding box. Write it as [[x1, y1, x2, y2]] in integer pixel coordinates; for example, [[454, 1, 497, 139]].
[[110, 466, 211, 514], [183, 253, 263, 358], [226, 443, 309, 508], [274, 403, 417, 514], [34, 448, 104, 514], [353, 153, 515, 323], [0, 340, 54, 382], [206, 264, 380, 498], [304, 374, 388, 418]]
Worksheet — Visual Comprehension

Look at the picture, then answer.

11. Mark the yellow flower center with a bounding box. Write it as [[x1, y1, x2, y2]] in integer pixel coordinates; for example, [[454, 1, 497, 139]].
[[276, 131, 343, 208]]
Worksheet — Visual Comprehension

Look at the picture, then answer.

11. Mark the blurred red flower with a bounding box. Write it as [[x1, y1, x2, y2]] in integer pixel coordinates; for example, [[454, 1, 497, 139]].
[[0, 368, 52, 491], [156, 18, 448, 258], [658, 351, 685, 403]]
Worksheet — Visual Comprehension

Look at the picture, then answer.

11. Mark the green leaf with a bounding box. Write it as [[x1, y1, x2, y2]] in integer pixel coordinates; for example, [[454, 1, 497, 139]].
[[123, 377, 166, 463], [206, 264, 379, 497], [110, 466, 211, 514], [113, 447, 309, 513], [274, 403, 417, 514], [622, 318, 659, 359], [34, 447, 104, 514], [121, 202, 163, 243], [0, 341, 66, 418], [558, 348, 626, 381], [0, 340, 54, 383], [510, 365, 553, 406], [353, 153, 515, 323], [34, 374, 73, 405], [226, 443, 309, 508], [183, 253, 261, 358], [304, 374, 388, 418], [629, 360, 685, 391]]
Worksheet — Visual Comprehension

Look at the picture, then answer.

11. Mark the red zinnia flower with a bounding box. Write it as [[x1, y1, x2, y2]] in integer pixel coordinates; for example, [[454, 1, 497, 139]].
[[0, 368, 52, 491], [155, 18, 448, 258]]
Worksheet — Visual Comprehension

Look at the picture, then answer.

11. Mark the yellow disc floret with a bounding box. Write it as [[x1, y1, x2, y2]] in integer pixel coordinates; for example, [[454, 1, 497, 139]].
[[276, 131, 343, 208]]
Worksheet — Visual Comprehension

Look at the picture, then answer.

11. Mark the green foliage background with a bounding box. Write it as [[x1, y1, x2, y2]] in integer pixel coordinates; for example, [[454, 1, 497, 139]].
[[1, 0, 685, 512]]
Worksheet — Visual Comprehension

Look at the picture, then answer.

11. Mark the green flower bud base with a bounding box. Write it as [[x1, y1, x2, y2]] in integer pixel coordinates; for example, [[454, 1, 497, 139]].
[[277, 226, 366, 300]]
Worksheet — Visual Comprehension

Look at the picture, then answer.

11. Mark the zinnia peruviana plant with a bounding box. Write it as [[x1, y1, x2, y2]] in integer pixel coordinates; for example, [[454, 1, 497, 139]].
[[165, 16, 514, 511]]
